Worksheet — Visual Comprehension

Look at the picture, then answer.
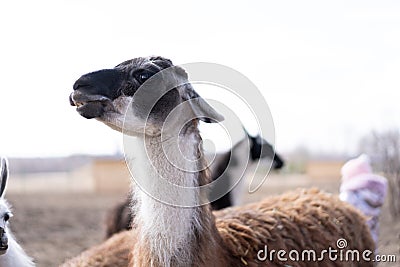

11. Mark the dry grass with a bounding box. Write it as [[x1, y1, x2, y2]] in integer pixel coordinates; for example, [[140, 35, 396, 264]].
[[8, 193, 121, 267], [6, 174, 399, 266]]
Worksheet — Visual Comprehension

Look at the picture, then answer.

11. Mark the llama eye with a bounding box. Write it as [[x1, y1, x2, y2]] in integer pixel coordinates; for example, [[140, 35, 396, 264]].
[[3, 213, 11, 222], [135, 71, 152, 83]]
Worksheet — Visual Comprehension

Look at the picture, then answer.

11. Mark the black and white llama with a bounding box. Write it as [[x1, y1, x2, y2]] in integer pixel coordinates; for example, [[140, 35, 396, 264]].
[[209, 130, 284, 210]]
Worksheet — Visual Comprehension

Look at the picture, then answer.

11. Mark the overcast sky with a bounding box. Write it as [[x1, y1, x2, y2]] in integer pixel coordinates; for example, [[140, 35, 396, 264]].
[[1, 0, 399, 157]]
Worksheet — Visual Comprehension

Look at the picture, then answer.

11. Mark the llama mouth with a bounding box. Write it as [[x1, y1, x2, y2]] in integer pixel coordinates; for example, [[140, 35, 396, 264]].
[[75, 101, 111, 119], [75, 101, 107, 110], [76, 102, 99, 111], [70, 92, 116, 119], [75, 102, 85, 108], [69, 92, 111, 107], [0, 244, 8, 253]]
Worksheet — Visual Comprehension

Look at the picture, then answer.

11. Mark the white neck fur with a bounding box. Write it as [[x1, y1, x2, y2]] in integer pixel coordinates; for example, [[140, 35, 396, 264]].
[[126, 133, 202, 266]]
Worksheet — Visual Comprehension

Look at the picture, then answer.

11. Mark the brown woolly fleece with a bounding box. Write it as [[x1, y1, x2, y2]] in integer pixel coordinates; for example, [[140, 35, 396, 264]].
[[61, 188, 375, 267], [215, 188, 374, 266], [61, 231, 134, 267]]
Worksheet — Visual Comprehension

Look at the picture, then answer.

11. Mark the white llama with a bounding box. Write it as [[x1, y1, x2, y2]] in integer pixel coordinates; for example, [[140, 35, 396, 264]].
[[0, 158, 35, 267]]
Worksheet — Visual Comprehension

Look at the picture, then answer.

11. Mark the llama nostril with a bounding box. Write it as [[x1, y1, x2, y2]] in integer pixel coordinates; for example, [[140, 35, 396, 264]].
[[73, 80, 80, 90], [0, 234, 7, 247], [73, 81, 87, 90], [0, 228, 7, 249], [73, 76, 92, 90]]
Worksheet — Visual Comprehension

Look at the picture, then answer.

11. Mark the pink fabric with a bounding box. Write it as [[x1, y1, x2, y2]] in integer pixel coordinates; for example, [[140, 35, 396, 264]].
[[340, 174, 388, 205], [340, 154, 387, 198], [341, 154, 372, 182]]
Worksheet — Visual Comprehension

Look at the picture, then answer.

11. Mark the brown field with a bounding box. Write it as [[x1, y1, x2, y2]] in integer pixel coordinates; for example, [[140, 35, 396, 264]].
[[7, 175, 400, 267]]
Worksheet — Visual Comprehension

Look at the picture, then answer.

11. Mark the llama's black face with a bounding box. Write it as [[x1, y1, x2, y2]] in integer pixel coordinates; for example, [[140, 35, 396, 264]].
[[70, 57, 173, 119], [70, 56, 223, 136], [249, 135, 284, 169]]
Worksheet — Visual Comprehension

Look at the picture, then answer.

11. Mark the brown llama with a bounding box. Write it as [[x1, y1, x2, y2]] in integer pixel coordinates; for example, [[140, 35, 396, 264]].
[[64, 56, 375, 267]]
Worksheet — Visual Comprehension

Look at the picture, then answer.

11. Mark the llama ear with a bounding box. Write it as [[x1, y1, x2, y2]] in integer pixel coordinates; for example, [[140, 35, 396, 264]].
[[243, 127, 253, 139], [189, 97, 224, 123], [250, 136, 262, 160], [0, 158, 8, 198], [185, 87, 224, 123]]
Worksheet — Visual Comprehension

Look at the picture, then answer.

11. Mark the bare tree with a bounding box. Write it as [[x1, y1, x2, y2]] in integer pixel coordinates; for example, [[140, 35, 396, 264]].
[[359, 129, 400, 219]]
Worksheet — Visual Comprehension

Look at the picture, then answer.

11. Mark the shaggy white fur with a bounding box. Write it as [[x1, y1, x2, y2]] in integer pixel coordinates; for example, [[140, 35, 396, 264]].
[[126, 134, 201, 266]]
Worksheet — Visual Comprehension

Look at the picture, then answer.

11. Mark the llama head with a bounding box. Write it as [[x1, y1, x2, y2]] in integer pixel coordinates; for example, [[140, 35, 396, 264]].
[[246, 132, 284, 169], [0, 158, 12, 255], [70, 56, 223, 136]]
